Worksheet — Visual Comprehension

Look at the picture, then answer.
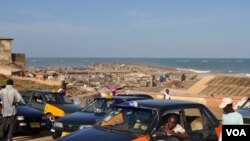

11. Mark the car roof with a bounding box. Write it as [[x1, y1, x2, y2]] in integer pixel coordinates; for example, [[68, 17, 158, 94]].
[[120, 99, 204, 112], [95, 96, 149, 101], [21, 89, 61, 95], [116, 94, 153, 99]]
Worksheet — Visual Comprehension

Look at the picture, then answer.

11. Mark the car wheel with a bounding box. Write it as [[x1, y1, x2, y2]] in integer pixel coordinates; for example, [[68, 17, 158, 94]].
[[46, 114, 55, 128]]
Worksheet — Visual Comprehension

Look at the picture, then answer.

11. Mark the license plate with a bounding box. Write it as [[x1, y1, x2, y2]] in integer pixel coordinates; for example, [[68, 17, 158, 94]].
[[30, 122, 40, 128], [61, 132, 70, 137]]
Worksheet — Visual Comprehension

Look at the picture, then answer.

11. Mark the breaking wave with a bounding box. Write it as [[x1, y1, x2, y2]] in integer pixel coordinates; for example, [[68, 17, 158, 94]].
[[177, 68, 211, 74]]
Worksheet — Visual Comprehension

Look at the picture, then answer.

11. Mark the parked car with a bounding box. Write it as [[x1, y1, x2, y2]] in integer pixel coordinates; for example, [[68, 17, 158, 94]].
[[237, 96, 250, 124], [19, 90, 82, 127], [116, 93, 154, 99], [51, 95, 152, 139], [0, 100, 47, 135], [56, 99, 221, 141]]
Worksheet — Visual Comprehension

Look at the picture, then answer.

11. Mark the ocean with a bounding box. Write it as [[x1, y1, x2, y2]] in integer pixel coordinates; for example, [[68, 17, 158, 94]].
[[27, 58, 250, 75]]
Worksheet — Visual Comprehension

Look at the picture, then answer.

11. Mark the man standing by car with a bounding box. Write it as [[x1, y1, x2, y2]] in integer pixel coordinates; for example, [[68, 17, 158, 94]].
[[218, 97, 244, 141], [0, 79, 23, 141], [57, 81, 67, 95], [219, 97, 243, 125]]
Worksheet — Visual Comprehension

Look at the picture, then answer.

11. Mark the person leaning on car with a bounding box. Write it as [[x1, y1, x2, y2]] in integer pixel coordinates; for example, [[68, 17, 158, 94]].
[[0, 79, 23, 141]]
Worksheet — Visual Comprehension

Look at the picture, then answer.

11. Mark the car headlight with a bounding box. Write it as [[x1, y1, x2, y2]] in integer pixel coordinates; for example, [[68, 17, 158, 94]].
[[79, 125, 92, 130], [54, 122, 63, 128], [17, 116, 25, 120]]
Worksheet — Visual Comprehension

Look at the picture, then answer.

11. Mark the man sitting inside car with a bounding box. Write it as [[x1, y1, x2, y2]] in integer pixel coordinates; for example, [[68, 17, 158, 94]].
[[164, 114, 188, 141]]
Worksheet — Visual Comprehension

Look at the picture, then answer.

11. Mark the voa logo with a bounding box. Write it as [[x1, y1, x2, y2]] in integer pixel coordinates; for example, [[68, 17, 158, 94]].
[[226, 129, 246, 136]]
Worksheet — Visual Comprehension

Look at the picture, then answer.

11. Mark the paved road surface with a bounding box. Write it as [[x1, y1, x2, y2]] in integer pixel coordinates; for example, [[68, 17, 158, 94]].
[[13, 130, 53, 141]]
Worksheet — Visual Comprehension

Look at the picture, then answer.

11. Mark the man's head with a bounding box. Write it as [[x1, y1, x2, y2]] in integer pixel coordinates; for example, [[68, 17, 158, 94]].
[[219, 97, 233, 113], [7, 79, 14, 85], [166, 89, 169, 94], [167, 114, 178, 129]]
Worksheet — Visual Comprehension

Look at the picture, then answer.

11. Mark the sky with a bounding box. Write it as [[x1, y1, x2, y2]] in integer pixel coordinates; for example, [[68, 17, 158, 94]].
[[0, 0, 250, 58]]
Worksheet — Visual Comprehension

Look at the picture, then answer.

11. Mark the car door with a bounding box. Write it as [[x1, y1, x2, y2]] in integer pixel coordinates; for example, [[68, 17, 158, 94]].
[[30, 92, 46, 112], [182, 107, 218, 141]]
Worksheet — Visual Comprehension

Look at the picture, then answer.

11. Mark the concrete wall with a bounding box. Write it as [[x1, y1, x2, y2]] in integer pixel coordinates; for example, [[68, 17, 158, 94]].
[[11, 53, 26, 68], [0, 39, 12, 65]]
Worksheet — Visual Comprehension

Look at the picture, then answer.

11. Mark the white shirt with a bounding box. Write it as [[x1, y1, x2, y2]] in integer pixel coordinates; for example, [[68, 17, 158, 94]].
[[166, 123, 186, 136], [164, 92, 171, 100], [57, 88, 65, 93], [222, 111, 243, 125], [0, 85, 23, 117], [219, 112, 243, 141]]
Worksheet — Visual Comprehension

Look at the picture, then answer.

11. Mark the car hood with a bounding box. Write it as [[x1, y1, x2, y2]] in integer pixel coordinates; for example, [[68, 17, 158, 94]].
[[57, 112, 103, 125], [56, 127, 137, 141], [237, 109, 250, 118], [17, 105, 45, 117], [53, 104, 81, 114]]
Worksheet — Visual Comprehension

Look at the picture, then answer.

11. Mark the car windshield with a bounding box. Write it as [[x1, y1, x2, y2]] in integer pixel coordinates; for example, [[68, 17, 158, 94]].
[[95, 107, 156, 134], [81, 99, 123, 113], [44, 93, 73, 104]]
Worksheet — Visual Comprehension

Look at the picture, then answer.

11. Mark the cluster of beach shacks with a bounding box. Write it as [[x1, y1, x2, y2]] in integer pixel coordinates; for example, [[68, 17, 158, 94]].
[[18, 63, 197, 89]]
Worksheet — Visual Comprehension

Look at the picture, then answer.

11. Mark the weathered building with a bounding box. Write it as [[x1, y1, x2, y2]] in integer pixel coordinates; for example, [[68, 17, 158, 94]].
[[0, 36, 13, 65], [0, 36, 26, 69]]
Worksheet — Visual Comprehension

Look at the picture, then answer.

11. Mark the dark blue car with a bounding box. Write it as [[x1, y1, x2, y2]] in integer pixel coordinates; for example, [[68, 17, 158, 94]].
[[0, 102, 47, 135], [56, 100, 221, 141], [51, 95, 152, 139]]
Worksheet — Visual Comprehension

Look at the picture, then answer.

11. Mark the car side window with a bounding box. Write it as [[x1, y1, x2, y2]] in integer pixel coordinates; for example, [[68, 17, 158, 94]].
[[21, 91, 32, 103], [183, 108, 213, 131], [32, 93, 44, 104]]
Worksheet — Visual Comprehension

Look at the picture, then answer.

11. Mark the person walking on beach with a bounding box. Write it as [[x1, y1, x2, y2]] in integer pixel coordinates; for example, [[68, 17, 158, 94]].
[[218, 97, 243, 141], [0, 79, 23, 141], [163, 89, 171, 100]]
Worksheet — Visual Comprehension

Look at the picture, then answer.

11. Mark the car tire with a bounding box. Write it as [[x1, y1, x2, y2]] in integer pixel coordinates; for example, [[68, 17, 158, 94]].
[[52, 132, 61, 140]]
